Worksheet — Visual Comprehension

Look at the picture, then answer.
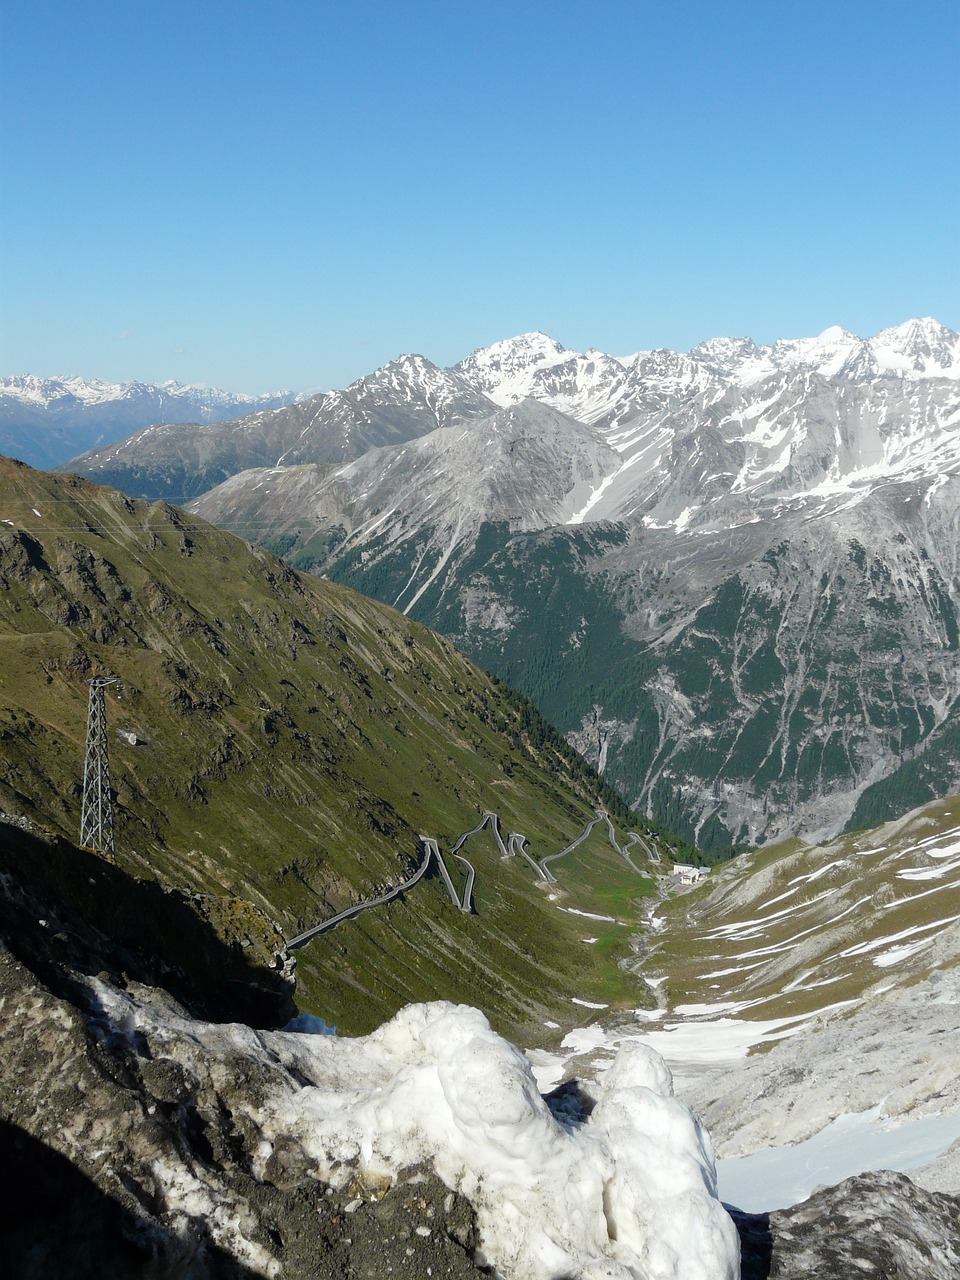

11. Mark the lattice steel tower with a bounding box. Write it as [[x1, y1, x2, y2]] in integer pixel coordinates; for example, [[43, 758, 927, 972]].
[[80, 676, 117, 854]]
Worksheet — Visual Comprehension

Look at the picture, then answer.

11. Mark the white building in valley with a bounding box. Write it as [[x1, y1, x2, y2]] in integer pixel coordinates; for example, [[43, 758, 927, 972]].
[[673, 863, 708, 885]]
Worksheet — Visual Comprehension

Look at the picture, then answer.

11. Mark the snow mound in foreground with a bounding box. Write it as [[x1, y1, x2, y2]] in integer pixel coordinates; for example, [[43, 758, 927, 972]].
[[266, 1002, 738, 1279], [91, 985, 737, 1279]]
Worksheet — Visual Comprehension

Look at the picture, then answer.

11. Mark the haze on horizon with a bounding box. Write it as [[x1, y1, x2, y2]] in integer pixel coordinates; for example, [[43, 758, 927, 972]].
[[2, 0, 957, 395]]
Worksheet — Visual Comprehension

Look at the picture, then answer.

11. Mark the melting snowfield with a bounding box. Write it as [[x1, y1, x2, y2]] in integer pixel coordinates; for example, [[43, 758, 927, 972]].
[[526, 1005, 828, 1095], [592, 806, 960, 1214]]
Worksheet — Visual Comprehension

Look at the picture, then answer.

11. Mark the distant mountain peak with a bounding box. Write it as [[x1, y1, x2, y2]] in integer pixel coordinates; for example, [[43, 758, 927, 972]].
[[815, 323, 859, 342], [456, 333, 568, 387], [877, 316, 949, 342], [871, 317, 960, 370], [0, 375, 298, 470], [470, 330, 567, 357], [0, 372, 293, 408]]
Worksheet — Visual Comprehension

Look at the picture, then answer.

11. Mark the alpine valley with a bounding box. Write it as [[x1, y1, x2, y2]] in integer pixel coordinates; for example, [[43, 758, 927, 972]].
[[62, 316, 960, 853], [4, 316, 960, 1275]]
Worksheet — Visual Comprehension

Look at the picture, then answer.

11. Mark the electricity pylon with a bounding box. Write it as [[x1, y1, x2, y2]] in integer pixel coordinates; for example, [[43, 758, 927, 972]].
[[80, 676, 117, 854]]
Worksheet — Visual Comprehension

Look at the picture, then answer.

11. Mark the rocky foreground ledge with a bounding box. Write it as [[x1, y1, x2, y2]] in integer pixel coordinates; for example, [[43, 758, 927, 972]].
[[731, 1170, 960, 1279], [0, 938, 737, 1279]]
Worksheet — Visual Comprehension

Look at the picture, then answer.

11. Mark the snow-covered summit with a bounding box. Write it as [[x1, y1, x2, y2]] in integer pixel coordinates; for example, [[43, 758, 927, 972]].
[[715, 319, 960, 385], [871, 317, 960, 377], [687, 335, 776, 385], [456, 331, 571, 406], [770, 325, 865, 379], [347, 351, 490, 412], [454, 321, 960, 418], [457, 332, 637, 423]]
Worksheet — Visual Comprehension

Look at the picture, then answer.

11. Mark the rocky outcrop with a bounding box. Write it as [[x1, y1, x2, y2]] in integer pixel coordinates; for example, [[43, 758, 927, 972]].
[[0, 828, 483, 1280], [732, 1170, 960, 1280], [0, 860, 737, 1280]]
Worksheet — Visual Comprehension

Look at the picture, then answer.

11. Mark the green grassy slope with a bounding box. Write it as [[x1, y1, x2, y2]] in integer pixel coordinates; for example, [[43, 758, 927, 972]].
[[0, 457, 661, 1035]]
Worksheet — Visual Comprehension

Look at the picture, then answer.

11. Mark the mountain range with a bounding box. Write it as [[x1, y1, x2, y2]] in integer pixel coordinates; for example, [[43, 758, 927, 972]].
[[4, 321, 960, 1272], [50, 317, 960, 851], [0, 374, 296, 471]]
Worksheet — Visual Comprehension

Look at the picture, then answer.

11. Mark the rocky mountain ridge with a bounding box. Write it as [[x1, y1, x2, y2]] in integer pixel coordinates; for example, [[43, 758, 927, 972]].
[[58, 317, 960, 501], [454, 316, 960, 423], [58, 354, 499, 504]]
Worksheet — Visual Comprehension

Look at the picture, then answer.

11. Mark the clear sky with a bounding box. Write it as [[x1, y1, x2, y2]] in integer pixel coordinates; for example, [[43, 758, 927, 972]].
[[2, 0, 958, 392]]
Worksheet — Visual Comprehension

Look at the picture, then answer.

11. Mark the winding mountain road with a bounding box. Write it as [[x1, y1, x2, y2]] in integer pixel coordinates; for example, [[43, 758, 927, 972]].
[[286, 841, 437, 949], [286, 807, 655, 948], [506, 832, 552, 881], [602, 815, 657, 873], [538, 814, 606, 880]]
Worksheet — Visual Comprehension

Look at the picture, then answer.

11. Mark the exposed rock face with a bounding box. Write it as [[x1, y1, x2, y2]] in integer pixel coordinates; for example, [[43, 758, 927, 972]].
[[0, 949, 484, 1279], [681, 960, 960, 1162], [305, 470, 960, 850], [732, 1170, 960, 1280]]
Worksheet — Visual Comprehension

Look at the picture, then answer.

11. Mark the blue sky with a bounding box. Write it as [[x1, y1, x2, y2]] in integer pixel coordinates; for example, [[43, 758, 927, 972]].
[[3, 0, 958, 392]]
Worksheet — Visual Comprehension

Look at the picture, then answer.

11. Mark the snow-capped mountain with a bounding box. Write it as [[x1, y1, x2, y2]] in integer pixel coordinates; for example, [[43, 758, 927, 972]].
[[42, 316, 960, 852], [870, 316, 960, 377], [455, 332, 631, 423], [456, 318, 960, 411], [454, 333, 720, 427], [59, 318, 960, 501], [449, 320, 960, 434], [178, 317, 960, 853], [190, 341, 960, 587], [763, 318, 960, 383], [558, 370, 960, 533], [0, 373, 293, 415], [0, 374, 296, 470], [271, 352, 496, 465]]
